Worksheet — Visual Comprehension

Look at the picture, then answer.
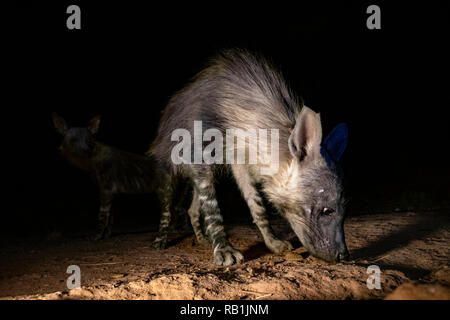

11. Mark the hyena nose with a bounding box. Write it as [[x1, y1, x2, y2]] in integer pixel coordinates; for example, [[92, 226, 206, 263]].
[[337, 251, 350, 262]]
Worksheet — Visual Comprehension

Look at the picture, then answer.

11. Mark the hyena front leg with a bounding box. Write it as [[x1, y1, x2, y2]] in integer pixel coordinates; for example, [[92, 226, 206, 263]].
[[231, 165, 293, 253], [192, 166, 243, 266], [188, 187, 209, 246], [94, 191, 114, 241], [152, 181, 173, 249]]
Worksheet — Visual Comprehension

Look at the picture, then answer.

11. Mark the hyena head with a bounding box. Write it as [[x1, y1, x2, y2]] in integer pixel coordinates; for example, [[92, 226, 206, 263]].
[[281, 106, 349, 263], [52, 113, 101, 161]]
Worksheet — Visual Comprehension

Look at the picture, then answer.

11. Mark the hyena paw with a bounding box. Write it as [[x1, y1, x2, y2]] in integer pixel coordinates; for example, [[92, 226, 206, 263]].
[[151, 237, 167, 250], [91, 233, 105, 242], [213, 244, 244, 266], [266, 238, 293, 253], [196, 234, 210, 246]]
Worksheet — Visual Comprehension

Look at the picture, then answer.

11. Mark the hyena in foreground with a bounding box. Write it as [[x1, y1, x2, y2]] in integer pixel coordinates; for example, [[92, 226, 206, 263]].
[[150, 49, 349, 266], [52, 113, 197, 243]]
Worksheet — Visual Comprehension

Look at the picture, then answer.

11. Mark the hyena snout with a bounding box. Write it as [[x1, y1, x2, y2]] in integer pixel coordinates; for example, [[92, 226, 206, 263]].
[[308, 235, 349, 263], [333, 226, 350, 262], [337, 250, 350, 262], [335, 242, 350, 262], [290, 215, 349, 263]]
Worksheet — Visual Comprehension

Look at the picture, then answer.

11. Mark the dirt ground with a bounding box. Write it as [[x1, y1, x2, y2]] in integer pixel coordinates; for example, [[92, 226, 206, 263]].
[[1, 210, 449, 300]]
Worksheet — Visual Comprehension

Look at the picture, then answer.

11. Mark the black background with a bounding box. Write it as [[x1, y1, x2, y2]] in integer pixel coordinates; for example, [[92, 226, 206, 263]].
[[3, 1, 449, 238]]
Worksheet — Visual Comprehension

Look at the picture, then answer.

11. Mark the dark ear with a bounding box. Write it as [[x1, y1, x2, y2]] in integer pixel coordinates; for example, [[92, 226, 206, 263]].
[[288, 106, 322, 161], [52, 112, 68, 135], [88, 115, 101, 134], [320, 123, 348, 166]]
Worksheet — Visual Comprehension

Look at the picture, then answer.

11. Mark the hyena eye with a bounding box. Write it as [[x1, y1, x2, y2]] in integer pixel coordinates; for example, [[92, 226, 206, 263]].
[[321, 207, 335, 216]]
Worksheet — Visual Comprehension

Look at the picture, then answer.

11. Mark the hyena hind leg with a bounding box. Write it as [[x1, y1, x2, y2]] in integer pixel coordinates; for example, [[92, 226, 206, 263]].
[[93, 191, 114, 241], [169, 179, 193, 234], [188, 187, 210, 246], [152, 182, 173, 249], [191, 166, 243, 266], [231, 165, 293, 253]]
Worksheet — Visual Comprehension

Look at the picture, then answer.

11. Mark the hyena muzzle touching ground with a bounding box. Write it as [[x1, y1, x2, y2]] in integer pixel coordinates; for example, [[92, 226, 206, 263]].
[[52, 113, 199, 245], [149, 49, 349, 266]]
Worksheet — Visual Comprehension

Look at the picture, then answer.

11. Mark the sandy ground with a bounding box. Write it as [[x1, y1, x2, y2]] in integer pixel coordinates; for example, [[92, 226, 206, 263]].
[[1, 211, 449, 300]]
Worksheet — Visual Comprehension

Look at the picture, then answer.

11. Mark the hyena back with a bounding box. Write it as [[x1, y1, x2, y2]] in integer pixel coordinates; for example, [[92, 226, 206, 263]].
[[150, 49, 349, 266], [52, 113, 197, 245]]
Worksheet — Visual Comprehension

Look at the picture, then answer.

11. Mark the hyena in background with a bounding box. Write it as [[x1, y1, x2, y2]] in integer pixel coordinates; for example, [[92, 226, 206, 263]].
[[149, 49, 350, 266], [52, 113, 197, 244]]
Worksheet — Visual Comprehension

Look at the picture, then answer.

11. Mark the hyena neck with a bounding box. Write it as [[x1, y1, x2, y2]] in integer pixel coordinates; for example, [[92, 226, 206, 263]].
[[261, 159, 300, 208], [262, 157, 326, 211], [91, 142, 114, 164], [65, 142, 111, 172], [65, 155, 92, 172]]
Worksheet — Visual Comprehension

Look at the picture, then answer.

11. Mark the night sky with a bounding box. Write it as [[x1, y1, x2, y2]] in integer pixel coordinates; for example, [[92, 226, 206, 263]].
[[3, 2, 449, 238]]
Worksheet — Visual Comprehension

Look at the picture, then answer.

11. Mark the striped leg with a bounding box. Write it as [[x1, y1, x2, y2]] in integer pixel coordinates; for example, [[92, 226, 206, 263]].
[[192, 167, 243, 266], [170, 178, 194, 234], [231, 165, 293, 253], [152, 182, 173, 249], [188, 187, 209, 246], [94, 191, 114, 241]]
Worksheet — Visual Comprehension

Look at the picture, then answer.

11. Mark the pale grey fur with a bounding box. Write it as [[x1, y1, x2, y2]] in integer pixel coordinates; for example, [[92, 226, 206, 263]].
[[149, 49, 348, 265]]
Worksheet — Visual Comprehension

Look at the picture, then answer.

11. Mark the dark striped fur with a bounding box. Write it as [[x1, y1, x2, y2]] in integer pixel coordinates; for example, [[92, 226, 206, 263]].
[[52, 113, 196, 246]]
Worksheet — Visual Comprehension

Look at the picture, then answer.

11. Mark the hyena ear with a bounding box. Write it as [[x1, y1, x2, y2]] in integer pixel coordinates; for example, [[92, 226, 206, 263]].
[[88, 115, 101, 134], [320, 123, 348, 167], [52, 112, 68, 135], [288, 106, 322, 162]]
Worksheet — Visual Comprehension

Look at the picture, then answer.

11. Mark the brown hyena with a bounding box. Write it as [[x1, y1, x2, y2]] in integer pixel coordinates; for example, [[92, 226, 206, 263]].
[[52, 113, 199, 244], [149, 49, 349, 266]]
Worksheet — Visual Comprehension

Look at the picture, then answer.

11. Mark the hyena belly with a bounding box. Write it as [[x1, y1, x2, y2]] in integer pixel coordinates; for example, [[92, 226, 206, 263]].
[[150, 50, 305, 266]]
